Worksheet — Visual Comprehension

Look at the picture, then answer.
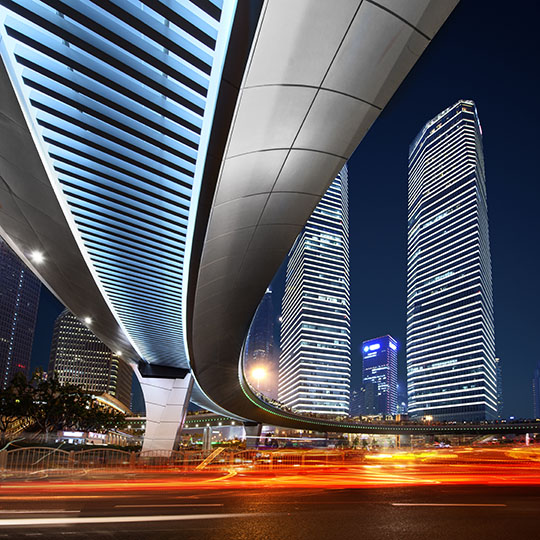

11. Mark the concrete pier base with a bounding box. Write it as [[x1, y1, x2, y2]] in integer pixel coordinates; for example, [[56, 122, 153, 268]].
[[135, 363, 193, 454]]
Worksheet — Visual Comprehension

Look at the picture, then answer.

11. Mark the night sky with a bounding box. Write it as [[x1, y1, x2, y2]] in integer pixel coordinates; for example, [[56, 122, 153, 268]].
[[30, 1, 539, 418], [346, 1, 540, 418]]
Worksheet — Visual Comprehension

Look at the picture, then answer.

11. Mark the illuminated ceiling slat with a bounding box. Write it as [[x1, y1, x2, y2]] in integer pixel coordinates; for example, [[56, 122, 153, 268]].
[[0, 0, 237, 366]]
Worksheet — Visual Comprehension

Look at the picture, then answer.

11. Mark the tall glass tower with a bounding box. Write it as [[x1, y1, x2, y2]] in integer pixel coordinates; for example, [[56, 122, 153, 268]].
[[407, 100, 497, 422], [278, 166, 350, 416], [362, 335, 398, 416], [0, 239, 41, 389]]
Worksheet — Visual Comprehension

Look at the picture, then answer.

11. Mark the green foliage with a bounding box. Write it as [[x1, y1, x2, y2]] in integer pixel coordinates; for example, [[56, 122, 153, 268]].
[[0, 372, 33, 441], [1, 369, 126, 436]]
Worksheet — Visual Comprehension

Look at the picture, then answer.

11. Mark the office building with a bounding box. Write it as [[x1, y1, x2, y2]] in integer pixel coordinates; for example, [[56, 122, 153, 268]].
[[352, 381, 378, 417], [0, 239, 41, 389], [244, 288, 277, 399], [495, 357, 503, 418], [49, 309, 132, 408], [397, 381, 408, 415], [533, 361, 540, 419], [362, 335, 398, 416], [278, 166, 351, 415], [407, 100, 497, 421]]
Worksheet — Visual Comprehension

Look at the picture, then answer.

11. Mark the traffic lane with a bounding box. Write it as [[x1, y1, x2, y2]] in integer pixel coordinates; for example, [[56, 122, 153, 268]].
[[0, 486, 540, 539]]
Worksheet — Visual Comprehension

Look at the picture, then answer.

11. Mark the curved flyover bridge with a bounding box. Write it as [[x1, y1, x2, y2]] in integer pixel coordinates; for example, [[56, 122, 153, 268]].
[[0, 0, 472, 450]]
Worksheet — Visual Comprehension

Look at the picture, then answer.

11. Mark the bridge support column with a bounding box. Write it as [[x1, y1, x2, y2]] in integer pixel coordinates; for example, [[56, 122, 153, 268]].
[[397, 434, 411, 448], [135, 363, 193, 454], [244, 423, 262, 448], [202, 426, 212, 452]]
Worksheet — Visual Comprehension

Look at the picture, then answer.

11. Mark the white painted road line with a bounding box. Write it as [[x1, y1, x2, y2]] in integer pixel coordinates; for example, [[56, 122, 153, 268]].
[[114, 504, 224, 508], [0, 511, 79, 514], [0, 512, 270, 527], [392, 503, 507, 507]]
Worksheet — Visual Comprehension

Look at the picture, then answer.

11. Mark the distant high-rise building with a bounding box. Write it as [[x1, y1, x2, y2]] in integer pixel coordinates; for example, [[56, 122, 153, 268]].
[[362, 336, 398, 416], [244, 288, 277, 399], [278, 166, 350, 415], [349, 388, 362, 417], [533, 361, 540, 419], [48, 310, 132, 408], [0, 239, 41, 389], [397, 381, 408, 415], [495, 357, 503, 418], [356, 381, 378, 417], [407, 100, 497, 421]]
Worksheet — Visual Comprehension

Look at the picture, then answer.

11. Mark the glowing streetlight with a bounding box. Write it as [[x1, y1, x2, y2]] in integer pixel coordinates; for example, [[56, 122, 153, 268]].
[[83, 316, 93, 325], [30, 250, 45, 264], [251, 367, 267, 390]]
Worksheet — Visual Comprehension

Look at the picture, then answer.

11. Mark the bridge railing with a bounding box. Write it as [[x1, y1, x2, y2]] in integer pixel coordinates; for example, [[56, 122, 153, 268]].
[[2, 446, 539, 475], [0, 446, 366, 474]]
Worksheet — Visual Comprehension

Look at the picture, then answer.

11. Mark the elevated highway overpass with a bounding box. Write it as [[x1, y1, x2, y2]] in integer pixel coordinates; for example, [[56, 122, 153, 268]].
[[0, 0, 468, 450]]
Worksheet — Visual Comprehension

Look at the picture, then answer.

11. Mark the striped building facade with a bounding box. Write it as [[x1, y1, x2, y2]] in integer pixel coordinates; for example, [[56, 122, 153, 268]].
[[407, 100, 497, 421], [278, 166, 351, 416]]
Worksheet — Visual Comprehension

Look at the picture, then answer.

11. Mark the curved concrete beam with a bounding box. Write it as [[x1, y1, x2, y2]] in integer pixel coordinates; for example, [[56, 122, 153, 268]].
[[189, 0, 459, 426]]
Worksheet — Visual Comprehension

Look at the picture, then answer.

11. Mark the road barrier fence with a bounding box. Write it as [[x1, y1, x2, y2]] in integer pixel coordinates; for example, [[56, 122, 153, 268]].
[[0, 446, 359, 475]]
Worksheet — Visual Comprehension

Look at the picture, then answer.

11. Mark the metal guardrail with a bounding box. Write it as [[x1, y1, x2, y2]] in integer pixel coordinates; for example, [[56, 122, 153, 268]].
[[2, 447, 539, 475], [0, 447, 356, 474]]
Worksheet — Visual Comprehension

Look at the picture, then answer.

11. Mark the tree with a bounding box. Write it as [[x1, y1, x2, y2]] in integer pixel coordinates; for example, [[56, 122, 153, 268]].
[[0, 373, 33, 443], [1, 369, 127, 440], [29, 369, 93, 434], [78, 402, 126, 433]]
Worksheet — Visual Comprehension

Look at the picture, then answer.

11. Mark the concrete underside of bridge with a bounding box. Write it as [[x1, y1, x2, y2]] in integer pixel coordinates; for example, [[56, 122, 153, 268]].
[[187, 0, 462, 436]]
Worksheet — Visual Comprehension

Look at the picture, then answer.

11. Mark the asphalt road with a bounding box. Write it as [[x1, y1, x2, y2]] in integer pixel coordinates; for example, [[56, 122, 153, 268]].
[[1, 483, 539, 540]]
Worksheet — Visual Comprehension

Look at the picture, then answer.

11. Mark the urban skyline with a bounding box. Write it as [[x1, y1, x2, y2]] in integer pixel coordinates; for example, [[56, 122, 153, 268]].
[[19, 2, 540, 420], [0, 2, 538, 535], [345, 2, 538, 420]]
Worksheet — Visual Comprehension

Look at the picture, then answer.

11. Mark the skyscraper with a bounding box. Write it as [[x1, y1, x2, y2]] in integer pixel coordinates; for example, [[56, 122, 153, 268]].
[[495, 356, 503, 418], [362, 335, 398, 416], [533, 361, 540, 419], [0, 239, 41, 389], [407, 100, 497, 422], [244, 288, 277, 398], [49, 309, 132, 408], [278, 166, 350, 416]]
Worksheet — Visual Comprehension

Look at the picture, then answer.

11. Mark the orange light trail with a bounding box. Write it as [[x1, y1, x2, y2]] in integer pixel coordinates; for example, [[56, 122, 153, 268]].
[[1, 448, 540, 496]]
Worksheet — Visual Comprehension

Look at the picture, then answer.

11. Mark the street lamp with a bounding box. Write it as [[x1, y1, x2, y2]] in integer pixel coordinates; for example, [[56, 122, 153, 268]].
[[29, 250, 45, 264], [251, 367, 267, 390]]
